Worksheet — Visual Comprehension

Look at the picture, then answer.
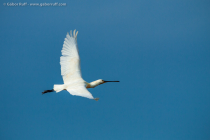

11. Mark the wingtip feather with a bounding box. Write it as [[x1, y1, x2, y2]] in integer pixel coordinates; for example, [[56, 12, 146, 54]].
[[67, 29, 78, 38], [70, 30, 72, 37], [73, 30, 75, 37]]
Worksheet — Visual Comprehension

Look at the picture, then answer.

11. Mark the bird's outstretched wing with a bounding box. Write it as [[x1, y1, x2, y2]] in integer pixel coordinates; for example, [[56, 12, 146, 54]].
[[60, 30, 94, 99], [66, 85, 94, 99], [60, 30, 82, 84]]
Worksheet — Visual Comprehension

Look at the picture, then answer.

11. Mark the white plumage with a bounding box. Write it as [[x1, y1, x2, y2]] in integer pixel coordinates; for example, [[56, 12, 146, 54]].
[[54, 30, 94, 99], [43, 29, 119, 100]]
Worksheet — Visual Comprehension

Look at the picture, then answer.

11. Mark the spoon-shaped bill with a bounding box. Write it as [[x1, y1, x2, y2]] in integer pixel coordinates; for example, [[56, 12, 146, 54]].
[[103, 80, 120, 82]]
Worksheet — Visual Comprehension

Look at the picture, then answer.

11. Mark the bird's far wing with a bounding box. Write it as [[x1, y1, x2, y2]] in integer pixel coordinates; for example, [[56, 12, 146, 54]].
[[66, 85, 94, 99], [60, 30, 82, 84]]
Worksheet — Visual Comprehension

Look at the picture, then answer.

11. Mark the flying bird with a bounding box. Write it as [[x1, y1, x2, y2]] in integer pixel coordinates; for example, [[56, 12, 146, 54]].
[[42, 30, 119, 101]]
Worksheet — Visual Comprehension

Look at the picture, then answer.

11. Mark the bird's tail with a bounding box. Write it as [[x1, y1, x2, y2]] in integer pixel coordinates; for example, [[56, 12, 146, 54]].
[[53, 84, 65, 93]]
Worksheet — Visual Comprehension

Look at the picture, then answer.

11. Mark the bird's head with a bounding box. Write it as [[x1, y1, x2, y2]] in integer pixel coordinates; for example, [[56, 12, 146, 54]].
[[97, 79, 105, 84], [88, 79, 120, 88]]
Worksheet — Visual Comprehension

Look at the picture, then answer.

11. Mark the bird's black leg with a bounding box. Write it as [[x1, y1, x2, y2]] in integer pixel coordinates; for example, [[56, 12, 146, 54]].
[[42, 89, 54, 95]]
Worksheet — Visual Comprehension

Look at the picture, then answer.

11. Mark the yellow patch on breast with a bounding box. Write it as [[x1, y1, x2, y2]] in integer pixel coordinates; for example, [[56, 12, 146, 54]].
[[86, 84, 91, 88]]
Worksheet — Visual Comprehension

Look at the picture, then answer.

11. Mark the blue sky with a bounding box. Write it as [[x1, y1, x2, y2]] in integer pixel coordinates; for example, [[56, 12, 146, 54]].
[[0, 0, 210, 140]]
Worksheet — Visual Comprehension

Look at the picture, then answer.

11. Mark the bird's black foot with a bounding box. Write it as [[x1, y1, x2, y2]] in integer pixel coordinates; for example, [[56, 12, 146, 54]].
[[42, 89, 54, 95], [94, 98, 99, 101]]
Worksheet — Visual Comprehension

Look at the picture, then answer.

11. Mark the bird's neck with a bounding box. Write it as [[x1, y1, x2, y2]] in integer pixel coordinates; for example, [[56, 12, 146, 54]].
[[86, 80, 102, 88], [86, 83, 92, 88]]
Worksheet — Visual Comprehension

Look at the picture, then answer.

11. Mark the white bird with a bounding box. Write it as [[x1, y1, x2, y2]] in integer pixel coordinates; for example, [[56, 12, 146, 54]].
[[42, 29, 119, 101]]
